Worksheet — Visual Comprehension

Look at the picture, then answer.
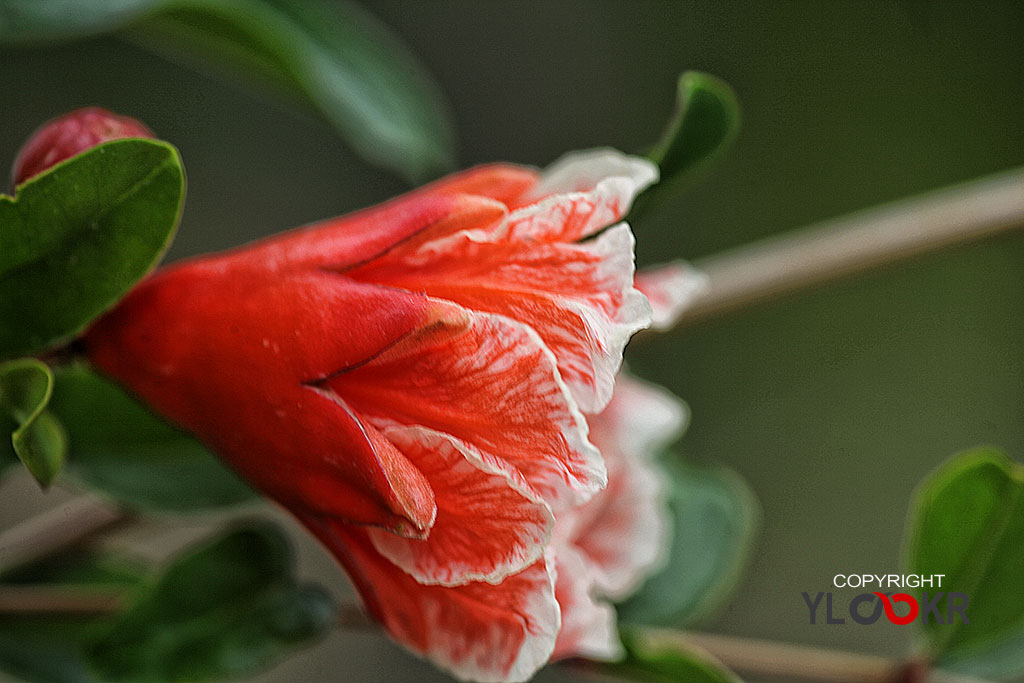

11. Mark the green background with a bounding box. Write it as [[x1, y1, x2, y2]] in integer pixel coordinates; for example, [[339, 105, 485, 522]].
[[2, 0, 1022, 679]]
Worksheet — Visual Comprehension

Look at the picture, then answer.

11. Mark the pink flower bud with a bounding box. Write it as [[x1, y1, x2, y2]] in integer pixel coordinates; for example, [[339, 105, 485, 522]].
[[11, 107, 154, 187]]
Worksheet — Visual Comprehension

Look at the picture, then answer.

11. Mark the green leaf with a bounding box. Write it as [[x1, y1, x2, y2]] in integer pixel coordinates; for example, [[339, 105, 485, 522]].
[[0, 358, 66, 486], [87, 522, 336, 682], [603, 628, 741, 683], [904, 447, 1024, 667], [0, 550, 147, 683], [648, 71, 740, 187], [619, 459, 758, 626], [0, 0, 457, 184], [0, 139, 184, 359], [49, 364, 255, 511]]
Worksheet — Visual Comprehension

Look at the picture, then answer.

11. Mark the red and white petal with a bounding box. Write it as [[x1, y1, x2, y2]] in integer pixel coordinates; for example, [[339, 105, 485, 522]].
[[326, 300, 604, 510], [551, 545, 623, 662], [568, 449, 671, 600], [367, 425, 553, 586], [378, 150, 657, 265], [527, 148, 659, 203], [635, 261, 709, 331], [351, 224, 651, 414], [308, 522, 560, 683], [590, 372, 689, 464]]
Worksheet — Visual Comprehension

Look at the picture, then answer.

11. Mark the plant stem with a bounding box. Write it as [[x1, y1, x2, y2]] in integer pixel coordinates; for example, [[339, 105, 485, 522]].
[[676, 166, 1024, 325], [0, 496, 129, 576], [0, 584, 124, 614], [636, 628, 981, 683]]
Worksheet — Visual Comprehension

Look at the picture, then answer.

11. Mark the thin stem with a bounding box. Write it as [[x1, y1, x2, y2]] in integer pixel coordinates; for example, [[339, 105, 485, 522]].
[[676, 166, 1024, 325], [637, 628, 979, 683], [0, 496, 129, 576], [0, 584, 124, 614]]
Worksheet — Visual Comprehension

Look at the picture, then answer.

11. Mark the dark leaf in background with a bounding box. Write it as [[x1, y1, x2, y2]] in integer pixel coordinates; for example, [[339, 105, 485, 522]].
[[602, 629, 741, 683], [0, 0, 457, 184], [0, 551, 146, 683], [904, 447, 1024, 678], [0, 139, 184, 359], [49, 365, 255, 511], [87, 522, 336, 682], [0, 358, 66, 486], [619, 458, 758, 626]]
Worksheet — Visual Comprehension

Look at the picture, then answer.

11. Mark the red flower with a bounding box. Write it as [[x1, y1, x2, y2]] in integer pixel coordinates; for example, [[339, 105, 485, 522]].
[[552, 265, 705, 661], [86, 150, 658, 681]]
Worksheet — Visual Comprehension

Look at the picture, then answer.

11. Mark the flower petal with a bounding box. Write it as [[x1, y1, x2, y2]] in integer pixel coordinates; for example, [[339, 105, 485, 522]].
[[352, 223, 651, 414], [590, 371, 689, 461], [567, 373, 684, 598], [526, 148, 659, 205], [326, 300, 604, 509], [86, 269, 441, 536], [551, 544, 623, 662], [367, 425, 553, 586], [306, 522, 560, 683], [635, 261, 709, 330], [225, 192, 507, 274]]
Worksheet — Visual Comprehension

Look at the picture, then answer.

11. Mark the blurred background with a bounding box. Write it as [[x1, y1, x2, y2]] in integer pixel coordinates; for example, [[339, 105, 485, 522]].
[[2, 0, 1023, 680]]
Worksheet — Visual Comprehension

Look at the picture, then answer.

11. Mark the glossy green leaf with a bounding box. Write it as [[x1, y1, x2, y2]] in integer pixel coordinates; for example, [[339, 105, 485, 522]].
[[0, 358, 66, 486], [905, 447, 1024, 668], [87, 522, 336, 682], [0, 139, 184, 359], [0, 551, 147, 683], [0, 0, 456, 184], [603, 629, 741, 683], [619, 459, 758, 626], [649, 71, 740, 186], [49, 365, 255, 511]]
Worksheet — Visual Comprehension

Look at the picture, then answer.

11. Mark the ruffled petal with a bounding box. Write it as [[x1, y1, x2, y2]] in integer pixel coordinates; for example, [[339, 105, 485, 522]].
[[567, 447, 670, 600], [325, 300, 604, 510], [367, 425, 553, 586], [306, 523, 560, 683], [526, 148, 659, 206], [351, 224, 651, 414], [551, 545, 623, 662], [589, 372, 689, 465], [635, 261, 709, 330]]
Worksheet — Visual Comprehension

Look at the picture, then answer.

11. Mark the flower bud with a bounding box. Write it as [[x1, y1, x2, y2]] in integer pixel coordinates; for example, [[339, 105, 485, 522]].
[[11, 107, 154, 187]]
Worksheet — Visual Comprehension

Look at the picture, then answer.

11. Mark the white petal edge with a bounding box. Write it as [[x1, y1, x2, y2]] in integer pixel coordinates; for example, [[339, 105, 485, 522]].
[[636, 261, 710, 330], [528, 148, 659, 201], [444, 548, 562, 683], [606, 371, 690, 459], [559, 223, 652, 414], [403, 150, 659, 263]]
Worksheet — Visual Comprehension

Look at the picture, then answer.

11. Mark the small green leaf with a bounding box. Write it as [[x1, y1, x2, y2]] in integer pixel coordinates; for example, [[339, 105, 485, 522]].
[[603, 628, 741, 683], [648, 71, 740, 186], [50, 365, 254, 511], [0, 358, 66, 486], [87, 522, 336, 682], [0, 0, 457, 184], [904, 447, 1024, 667], [619, 459, 758, 626], [0, 139, 184, 359]]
